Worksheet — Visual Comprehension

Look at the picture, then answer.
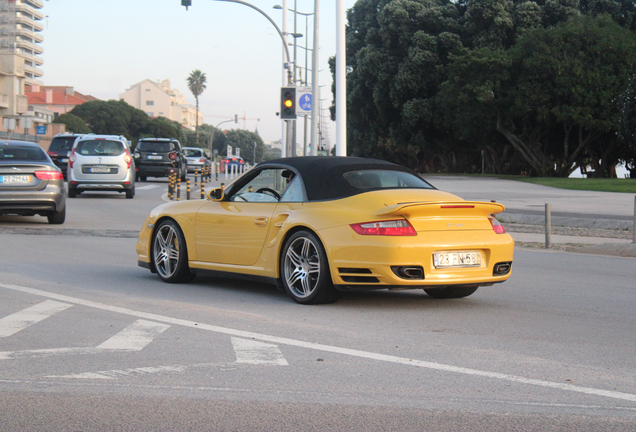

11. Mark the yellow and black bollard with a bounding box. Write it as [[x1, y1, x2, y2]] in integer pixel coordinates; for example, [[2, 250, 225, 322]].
[[215, 163, 219, 181], [176, 175, 181, 201], [168, 173, 174, 200], [186, 178, 191, 200], [194, 168, 198, 186]]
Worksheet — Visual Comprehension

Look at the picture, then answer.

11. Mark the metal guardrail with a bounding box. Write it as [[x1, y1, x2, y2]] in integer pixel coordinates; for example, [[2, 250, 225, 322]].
[[0, 131, 40, 142]]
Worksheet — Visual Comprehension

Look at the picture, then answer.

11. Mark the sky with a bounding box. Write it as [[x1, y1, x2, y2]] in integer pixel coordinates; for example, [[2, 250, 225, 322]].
[[39, 0, 357, 147]]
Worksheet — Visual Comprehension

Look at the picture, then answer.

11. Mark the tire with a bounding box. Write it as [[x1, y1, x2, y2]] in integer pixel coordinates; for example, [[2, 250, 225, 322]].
[[180, 166, 187, 182], [47, 207, 66, 225], [68, 188, 77, 198], [280, 230, 340, 305], [139, 175, 147, 182], [125, 188, 135, 199], [424, 286, 479, 299], [152, 219, 196, 283]]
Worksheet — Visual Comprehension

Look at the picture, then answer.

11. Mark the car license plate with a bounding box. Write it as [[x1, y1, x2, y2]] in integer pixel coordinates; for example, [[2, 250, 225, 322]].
[[147, 155, 162, 160], [0, 175, 32, 184], [61, 158, 69, 163], [433, 251, 482, 268], [90, 167, 111, 173]]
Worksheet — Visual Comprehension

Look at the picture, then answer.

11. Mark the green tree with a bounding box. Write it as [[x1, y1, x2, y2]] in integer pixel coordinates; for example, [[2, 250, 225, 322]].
[[52, 113, 91, 134], [224, 129, 266, 165], [186, 70, 207, 145]]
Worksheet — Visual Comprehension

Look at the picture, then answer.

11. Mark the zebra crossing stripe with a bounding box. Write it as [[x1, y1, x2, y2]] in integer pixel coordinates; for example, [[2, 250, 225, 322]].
[[231, 337, 288, 365], [0, 300, 73, 338], [97, 319, 170, 351]]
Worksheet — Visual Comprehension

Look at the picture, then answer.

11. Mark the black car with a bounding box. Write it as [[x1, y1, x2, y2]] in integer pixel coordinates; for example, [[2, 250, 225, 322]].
[[0, 140, 67, 224], [134, 138, 187, 181], [46, 133, 83, 179]]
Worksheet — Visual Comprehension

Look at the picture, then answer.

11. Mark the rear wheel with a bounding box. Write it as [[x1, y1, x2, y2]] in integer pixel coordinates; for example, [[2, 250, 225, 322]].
[[47, 207, 66, 225], [424, 286, 478, 299], [68, 188, 77, 198], [280, 230, 340, 305], [152, 219, 195, 283], [139, 175, 147, 182], [180, 167, 187, 181], [125, 188, 134, 199]]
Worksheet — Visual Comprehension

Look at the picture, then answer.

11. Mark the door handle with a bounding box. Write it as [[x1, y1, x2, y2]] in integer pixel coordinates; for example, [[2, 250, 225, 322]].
[[254, 217, 269, 227]]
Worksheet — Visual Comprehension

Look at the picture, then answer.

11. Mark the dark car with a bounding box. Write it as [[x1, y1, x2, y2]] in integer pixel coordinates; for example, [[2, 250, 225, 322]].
[[46, 133, 83, 179], [134, 138, 187, 181], [0, 140, 67, 224]]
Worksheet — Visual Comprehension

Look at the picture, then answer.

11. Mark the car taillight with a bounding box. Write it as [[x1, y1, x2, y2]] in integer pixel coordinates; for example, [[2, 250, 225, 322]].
[[169, 152, 177, 160], [489, 217, 506, 234], [350, 219, 417, 236], [47, 151, 58, 157], [123, 148, 132, 169], [68, 150, 76, 168], [34, 171, 64, 180], [199, 158, 206, 163]]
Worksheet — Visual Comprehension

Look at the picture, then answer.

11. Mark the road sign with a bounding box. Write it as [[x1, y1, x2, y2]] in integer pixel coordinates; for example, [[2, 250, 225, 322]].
[[36, 125, 46, 135], [296, 87, 311, 116]]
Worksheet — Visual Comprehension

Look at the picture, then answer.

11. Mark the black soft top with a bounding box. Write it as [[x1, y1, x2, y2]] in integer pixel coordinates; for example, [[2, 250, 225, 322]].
[[258, 156, 421, 201]]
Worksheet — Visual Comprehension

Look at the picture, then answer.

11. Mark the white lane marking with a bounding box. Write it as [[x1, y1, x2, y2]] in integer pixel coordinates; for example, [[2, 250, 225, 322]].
[[46, 365, 186, 380], [232, 337, 288, 365], [135, 185, 159, 190], [0, 347, 105, 360], [97, 319, 170, 351], [2, 282, 635, 403], [0, 300, 72, 337]]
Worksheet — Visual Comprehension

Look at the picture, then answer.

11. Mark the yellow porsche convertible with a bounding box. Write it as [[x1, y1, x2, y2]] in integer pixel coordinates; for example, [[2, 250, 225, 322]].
[[136, 157, 514, 304]]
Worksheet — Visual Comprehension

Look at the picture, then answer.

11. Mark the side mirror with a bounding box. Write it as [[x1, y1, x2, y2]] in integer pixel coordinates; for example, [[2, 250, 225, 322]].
[[207, 187, 224, 201]]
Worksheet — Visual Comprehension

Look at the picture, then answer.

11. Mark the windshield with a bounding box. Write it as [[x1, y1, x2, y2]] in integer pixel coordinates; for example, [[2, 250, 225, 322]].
[[75, 140, 125, 156], [184, 149, 202, 157], [0, 145, 47, 161], [343, 170, 433, 190], [49, 137, 77, 152], [137, 141, 175, 152]]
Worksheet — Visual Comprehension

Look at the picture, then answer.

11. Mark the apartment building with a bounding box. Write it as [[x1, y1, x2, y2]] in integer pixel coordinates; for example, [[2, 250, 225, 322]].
[[119, 79, 203, 130], [0, 0, 43, 85]]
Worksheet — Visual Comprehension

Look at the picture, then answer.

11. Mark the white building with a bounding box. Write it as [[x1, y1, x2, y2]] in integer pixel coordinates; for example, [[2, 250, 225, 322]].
[[0, 0, 43, 85], [119, 79, 203, 130]]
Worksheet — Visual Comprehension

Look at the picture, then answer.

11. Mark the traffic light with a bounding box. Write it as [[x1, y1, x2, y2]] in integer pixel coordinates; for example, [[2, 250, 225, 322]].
[[280, 87, 296, 119]]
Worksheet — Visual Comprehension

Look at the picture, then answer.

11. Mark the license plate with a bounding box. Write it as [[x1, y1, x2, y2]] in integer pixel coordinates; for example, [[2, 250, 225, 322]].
[[61, 158, 69, 163], [433, 251, 482, 268], [147, 155, 162, 160], [0, 175, 32, 184], [90, 167, 111, 173]]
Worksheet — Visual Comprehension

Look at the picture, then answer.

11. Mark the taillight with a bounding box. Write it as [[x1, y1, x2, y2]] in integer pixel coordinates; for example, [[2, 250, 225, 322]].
[[68, 149, 76, 168], [169, 152, 178, 160], [34, 171, 64, 180], [47, 151, 58, 157], [199, 158, 206, 163], [350, 219, 416, 236], [123, 148, 132, 169], [489, 217, 505, 234]]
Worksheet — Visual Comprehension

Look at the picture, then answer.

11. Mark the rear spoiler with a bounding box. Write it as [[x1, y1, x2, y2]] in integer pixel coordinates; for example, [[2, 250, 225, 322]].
[[376, 201, 505, 217]]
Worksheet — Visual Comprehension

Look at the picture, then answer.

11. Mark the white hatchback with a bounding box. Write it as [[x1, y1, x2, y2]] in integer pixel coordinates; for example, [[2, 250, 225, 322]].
[[68, 135, 135, 199]]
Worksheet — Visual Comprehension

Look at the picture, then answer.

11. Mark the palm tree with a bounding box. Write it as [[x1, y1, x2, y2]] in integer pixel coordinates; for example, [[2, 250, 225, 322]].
[[187, 70, 207, 144]]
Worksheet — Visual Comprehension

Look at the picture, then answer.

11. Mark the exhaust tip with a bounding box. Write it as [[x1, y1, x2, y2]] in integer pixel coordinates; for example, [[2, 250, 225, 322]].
[[493, 261, 512, 276], [391, 266, 425, 280]]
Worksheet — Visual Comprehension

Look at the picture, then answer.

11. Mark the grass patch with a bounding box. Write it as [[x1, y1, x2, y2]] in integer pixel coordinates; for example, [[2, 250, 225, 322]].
[[506, 177, 636, 193], [425, 173, 636, 193]]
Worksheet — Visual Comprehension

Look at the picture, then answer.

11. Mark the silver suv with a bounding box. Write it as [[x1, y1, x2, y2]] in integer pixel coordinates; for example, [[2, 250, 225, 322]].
[[68, 135, 135, 199]]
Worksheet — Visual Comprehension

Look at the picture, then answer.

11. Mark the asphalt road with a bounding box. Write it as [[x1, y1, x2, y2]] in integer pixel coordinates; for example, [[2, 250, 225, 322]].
[[0, 177, 635, 431]]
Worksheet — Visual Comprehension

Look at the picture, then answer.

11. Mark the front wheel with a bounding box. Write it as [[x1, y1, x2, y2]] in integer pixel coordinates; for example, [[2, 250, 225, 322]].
[[280, 230, 340, 305], [152, 219, 196, 283], [424, 286, 478, 299]]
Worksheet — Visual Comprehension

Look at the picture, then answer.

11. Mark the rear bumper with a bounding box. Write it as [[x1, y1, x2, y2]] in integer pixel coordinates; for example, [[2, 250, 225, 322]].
[[318, 227, 515, 289], [0, 185, 66, 215], [137, 165, 179, 177], [70, 181, 134, 192]]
